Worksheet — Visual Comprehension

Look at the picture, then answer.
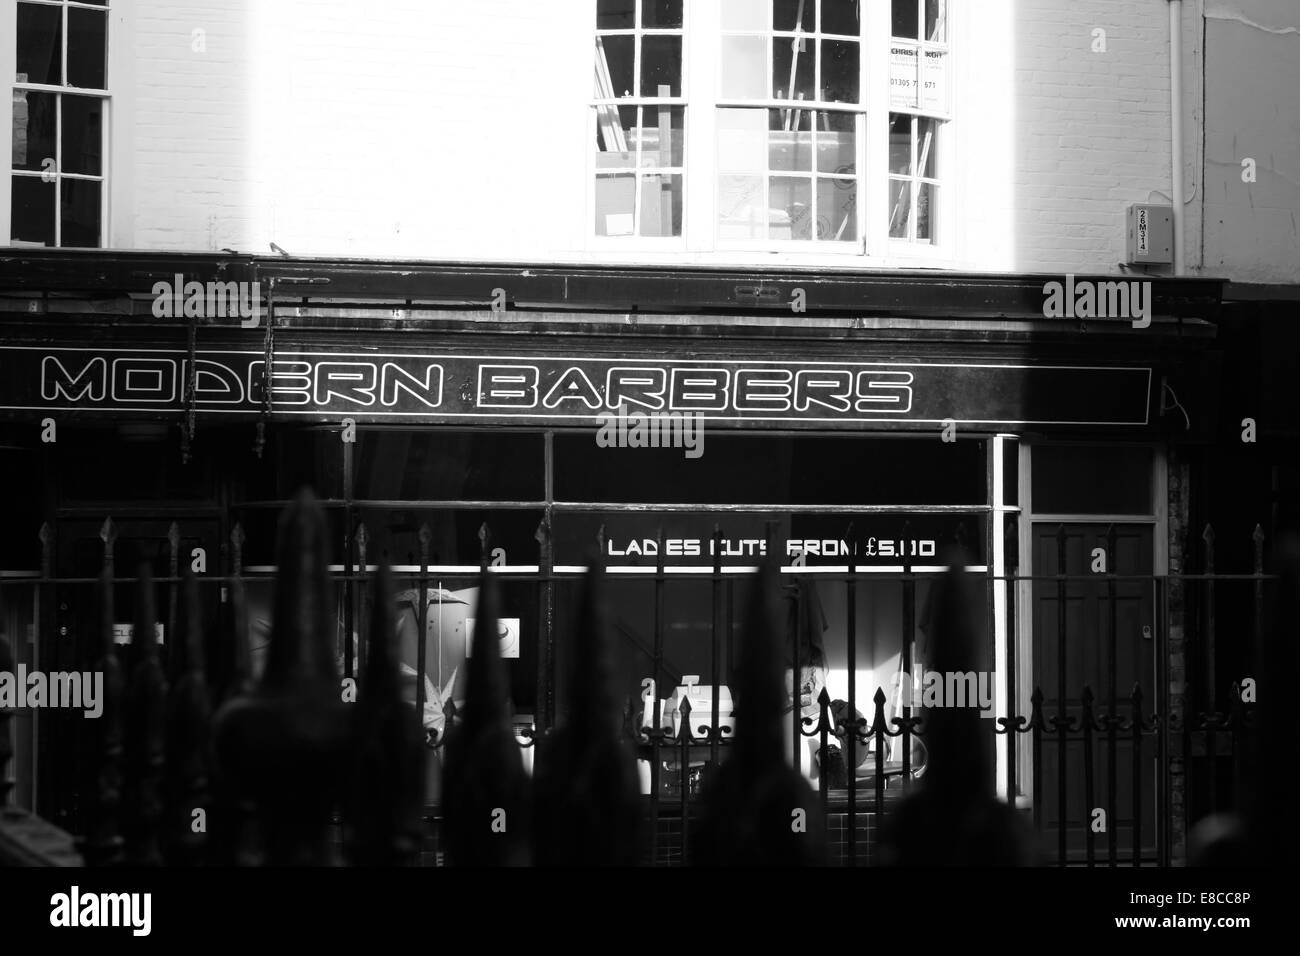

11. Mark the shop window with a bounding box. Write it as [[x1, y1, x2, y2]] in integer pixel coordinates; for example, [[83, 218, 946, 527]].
[[55, 426, 214, 503], [553, 433, 985, 506], [11, 0, 109, 247], [593, 0, 685, 238], [1031, 445, 1154, 516], [352, 430, 544, 502], [354, 507, 545, 569], [242, 427, 345, 502]]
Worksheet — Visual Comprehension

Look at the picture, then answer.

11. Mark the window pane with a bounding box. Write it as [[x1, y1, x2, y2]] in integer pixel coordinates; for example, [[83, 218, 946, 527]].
[[817, 177, 856, 240], [916, 181, 936, 242], [772, 35, 814, 100], [640, 173, 682, 236], [11, 90, 55, 172], [634, 105, 684, 167], [1032, 446, 1154, 515], [768, 108, 812, 171], [596, 35, 635, 98], [595, 105, 637, 168], [769, 175, 812, 239], [821, 0, 861, 36], [353, 431, 545, 502], [722, 0, 768, 31], [773, 0, 814, 32], [62, 95, 103, 176], [888, 179, 911, 238], [642, 0, 683, 29], [721, 35, 767, 99], [888, 113, 912, 174], [892, 0, 919, 38], [917, 116, 938, 178], [67, 8, 108, 89], [816, 110, 855, 174], [597, 0, 635, 30], [717, 107, 767, 170], [554, 434, 987, 505], [819, 39, 859, 103], [595, 173, 636, 236], [718, 175, 764, 238], [926, 0, 948, 42], [60, 177, 101, 248], [10, 176, 55, 246], [16, 2, 62, 86], [640, 34, 682, 97]]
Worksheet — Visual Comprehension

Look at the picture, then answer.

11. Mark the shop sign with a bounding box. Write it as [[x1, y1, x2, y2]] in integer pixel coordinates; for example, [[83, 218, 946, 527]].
[[0, 346, 1151, 429]]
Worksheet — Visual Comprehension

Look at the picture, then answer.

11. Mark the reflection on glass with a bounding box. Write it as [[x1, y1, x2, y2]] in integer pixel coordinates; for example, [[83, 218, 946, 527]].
[[16, 3, 61, 86], [917, 116, 938, 178], [59, 178, 100, 248], [596, 35, 635, 98], [11, 90, 55, 171], [640, 173, 683, 236], [892, 0, 919, 39], [597, 0, 635, 30], [67, 7, 107, 89], [62, 95, 103, 176], [772, 35, 814, 100], [769, 175, 813, 240], [822, 0, 861, 36], [641, 34, 682, 97], [769, 109, 812, 171], [926, 0, 947, 42], [889, 113, 912, 174], [632, 105, 684, 167], [773, 0, 815, 32], [722, 0, 768, 31], [10, 176, 55, 246], [888, 179, 911, 238], [717, 108, 768, 171], [595, 105, 637, 168], [916, 182, 936, 242], [596, 173, 636, 237], [642, 0, 684, 28], [717, 175, 765, 239], [819, 39, 859, 103], [817, 177, 857, 241], [721, 35, 768, 99], [816, 111, 855, 174]]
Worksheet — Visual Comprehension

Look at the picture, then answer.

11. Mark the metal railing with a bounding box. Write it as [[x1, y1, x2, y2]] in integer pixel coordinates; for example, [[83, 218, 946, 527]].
[[0, 500, 1273, 866]]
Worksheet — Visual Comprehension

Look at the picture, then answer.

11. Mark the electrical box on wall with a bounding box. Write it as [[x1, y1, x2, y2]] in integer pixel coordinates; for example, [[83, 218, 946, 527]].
[[1126, 204, 1173, 264]]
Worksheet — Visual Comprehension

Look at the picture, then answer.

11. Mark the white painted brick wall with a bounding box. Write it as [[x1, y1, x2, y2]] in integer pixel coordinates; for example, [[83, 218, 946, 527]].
[[110, 1, 1208, 275], [1008, 0, 1172, 274]]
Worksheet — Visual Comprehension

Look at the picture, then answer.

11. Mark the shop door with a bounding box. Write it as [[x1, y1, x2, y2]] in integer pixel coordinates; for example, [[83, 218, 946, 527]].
[[1032, 522, 1157, 863]]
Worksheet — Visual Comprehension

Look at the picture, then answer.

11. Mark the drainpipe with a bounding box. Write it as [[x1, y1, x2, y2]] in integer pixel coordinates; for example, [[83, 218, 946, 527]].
[[1169, 0, 1185, 275]]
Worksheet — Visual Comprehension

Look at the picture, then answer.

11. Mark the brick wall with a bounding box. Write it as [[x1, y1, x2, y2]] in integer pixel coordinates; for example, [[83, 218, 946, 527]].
[[1010, 0, 1173, 274], [85, 1, 1253, 276]]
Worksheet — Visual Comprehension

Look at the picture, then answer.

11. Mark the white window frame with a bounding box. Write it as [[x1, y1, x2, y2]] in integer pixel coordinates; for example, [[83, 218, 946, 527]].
[[588, 0, 690, 252], [711, 0, 866, 253], [5, 0, 114, 248], [885, 0, 953, 259], [586, 0, 957, 263]]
